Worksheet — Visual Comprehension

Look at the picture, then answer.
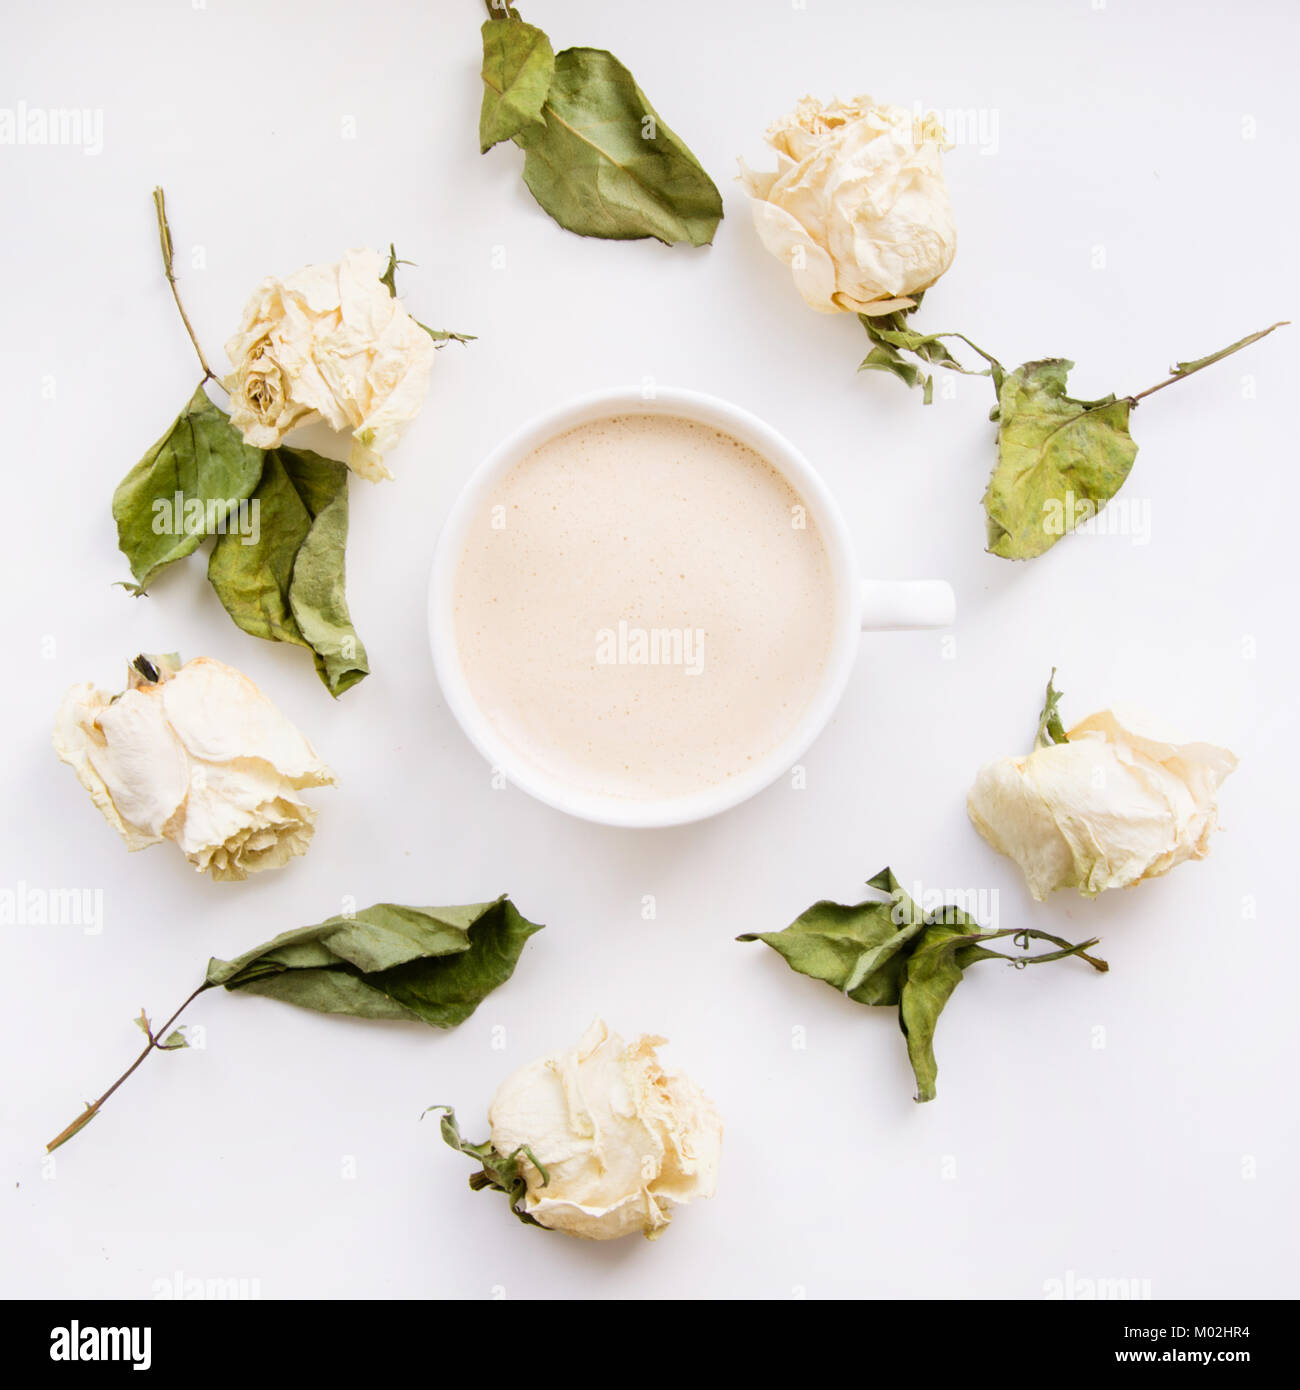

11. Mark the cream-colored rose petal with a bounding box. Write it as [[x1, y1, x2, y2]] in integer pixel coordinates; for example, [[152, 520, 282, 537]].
[[78, 686, 190, 843], [224, 247, 434, 480], [968, 709, 1237, 900], [748, 199, 841, 313], [740, 94, 956, 315], [487, 1018, 721, 1241], [53, 684, 173, 851], [170, 758, 314, 858], [53, 657, 333, 882], [158, 658, 334, 787]]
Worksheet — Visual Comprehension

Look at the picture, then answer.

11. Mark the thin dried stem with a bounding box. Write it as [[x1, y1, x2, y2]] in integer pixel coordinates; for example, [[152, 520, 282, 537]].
[[46, 982, 212, 1153], [152, 187, 225, 392], [1127, 321, 1288, 406]]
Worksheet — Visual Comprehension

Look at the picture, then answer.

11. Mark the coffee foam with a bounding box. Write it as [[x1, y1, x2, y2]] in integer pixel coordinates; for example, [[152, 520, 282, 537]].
[[453, 413, 836, 800]]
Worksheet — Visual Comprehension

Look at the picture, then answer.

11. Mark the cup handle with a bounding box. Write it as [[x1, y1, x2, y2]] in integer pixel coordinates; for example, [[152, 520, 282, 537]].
[[860, 579, 955, 631]]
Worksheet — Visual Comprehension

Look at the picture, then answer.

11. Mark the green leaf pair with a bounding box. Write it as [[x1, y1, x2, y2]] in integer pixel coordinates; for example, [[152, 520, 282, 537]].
[[478, 8, 723, 247], [111, 386, 368, 697], [859, 309, 1285, 561], [739, 869, 1106, 1102]]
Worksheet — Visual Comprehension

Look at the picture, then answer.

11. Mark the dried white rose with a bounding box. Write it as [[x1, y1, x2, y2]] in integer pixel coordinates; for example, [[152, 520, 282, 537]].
[[739, 95, 957, 315], [968, 708, 1237, 901], [487, 1018, 722, 1241], [53, 655, 335, 882], [224, 247, 435, 482]]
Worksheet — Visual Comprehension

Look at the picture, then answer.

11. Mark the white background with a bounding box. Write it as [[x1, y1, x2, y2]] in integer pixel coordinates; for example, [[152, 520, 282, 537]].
[[2, 0, 1297, 1301]]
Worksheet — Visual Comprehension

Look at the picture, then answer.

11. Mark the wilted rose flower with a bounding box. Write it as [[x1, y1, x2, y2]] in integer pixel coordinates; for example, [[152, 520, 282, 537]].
[[739, 95, 957, 315], [53, 655, 335, 882], [487, 1018, 722, 1241], [968, 709, 1237, 901], [224, 248, 435, 482]]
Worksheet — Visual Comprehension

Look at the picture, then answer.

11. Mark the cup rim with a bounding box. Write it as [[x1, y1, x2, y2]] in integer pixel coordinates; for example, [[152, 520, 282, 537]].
[[428, 385, 860, 828]]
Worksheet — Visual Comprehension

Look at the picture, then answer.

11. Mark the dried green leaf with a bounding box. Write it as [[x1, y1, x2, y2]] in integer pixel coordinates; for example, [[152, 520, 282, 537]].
[[205, 897, 544, 1028], [111, 391, 370, 694], [856, 313, 1284, 561], [858, 302, 1003, 404], [479, 18, 555, 152], [48, 898, 544, 1156], [740, 869, 1106, 1102], [1035, 667, 1069, 748], [512, 46, 723, 246], [858, 344, 932, 401], [433, 1104, 547, 1228], [207, 446, 369, 697], [738, 874, 925, 1008], [896, 921, 1000, 1103], [112, 386, 266, 593], [417, 323, 477, 347], [984, 360, 1138, 561]]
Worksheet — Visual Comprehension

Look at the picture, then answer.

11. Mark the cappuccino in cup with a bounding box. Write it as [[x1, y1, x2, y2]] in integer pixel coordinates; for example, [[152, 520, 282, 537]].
[[452, 413, 836, 801]]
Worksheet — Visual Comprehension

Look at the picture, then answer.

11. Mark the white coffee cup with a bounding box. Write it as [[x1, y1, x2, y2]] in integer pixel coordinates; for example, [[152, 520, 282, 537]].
[[428, 386, 954, 828]]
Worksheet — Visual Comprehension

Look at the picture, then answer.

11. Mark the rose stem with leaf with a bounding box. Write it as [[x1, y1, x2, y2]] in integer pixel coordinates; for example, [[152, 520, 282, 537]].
[[863, 314, 1289, 559]]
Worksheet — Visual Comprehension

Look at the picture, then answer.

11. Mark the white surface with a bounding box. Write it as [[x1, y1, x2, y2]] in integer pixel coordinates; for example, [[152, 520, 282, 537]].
[[2, 0, 1296, 1301]]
